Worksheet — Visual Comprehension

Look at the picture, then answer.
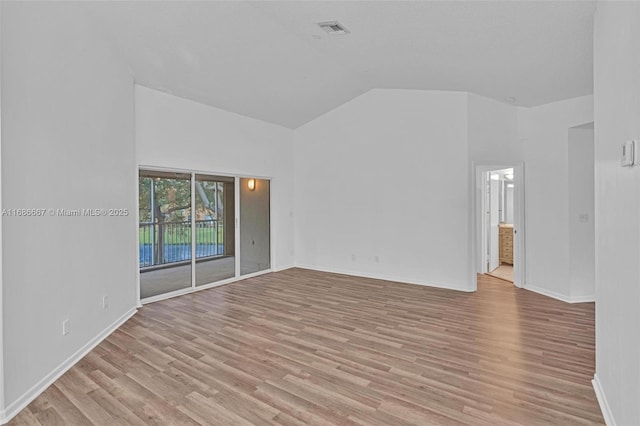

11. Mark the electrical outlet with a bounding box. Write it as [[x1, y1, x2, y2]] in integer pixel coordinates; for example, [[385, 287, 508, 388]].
[[62, 319, 70, 336], [102, 295, 108, 310]]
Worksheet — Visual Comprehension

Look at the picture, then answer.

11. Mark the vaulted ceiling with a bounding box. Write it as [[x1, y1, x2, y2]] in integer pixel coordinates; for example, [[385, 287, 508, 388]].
[[84, 1, 595, 129]]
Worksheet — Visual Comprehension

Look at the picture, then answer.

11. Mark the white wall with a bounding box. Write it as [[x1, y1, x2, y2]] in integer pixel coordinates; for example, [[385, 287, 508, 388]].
[[294, 89, 472, 290], [505, 184, 514, 224], [517, 96, 593, 300], [593, 2, 640, 424], [568, 127, 595, 300], [467, 93, 521, 162], [466, 93, 595, 301], [135, 86, 295, 271], [293, 88, 595, 299], [467, 95, 521, 277], [1, 2, 137, 418]]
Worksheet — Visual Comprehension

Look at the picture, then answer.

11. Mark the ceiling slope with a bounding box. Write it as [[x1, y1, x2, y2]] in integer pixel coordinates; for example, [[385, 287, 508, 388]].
[[83, 1, 595, 129]]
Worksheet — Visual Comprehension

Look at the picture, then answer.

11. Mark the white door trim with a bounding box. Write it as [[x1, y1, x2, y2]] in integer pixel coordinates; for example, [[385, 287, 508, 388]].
[[488, 176, 501, 272], [472, 162, 526, 290]]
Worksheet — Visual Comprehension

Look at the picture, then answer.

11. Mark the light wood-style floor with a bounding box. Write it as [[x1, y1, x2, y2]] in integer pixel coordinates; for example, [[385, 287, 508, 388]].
[[10, 269, 603, 425], [487, 264, 514, 283]]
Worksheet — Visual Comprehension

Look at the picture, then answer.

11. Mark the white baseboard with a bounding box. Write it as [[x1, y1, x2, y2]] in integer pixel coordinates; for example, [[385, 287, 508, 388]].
[[525, 284, 571, 302], [524, 284, 595, 304], [0, 307, 137, 425], [592, 373, 616, 425], [569, 294, 596, 303], [273, 264, 294, 272], [294, 264, 474, 292]]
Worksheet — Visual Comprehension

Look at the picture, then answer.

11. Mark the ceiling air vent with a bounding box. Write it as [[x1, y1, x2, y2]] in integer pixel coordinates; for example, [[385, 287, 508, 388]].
[[317, 21, 349, 35]]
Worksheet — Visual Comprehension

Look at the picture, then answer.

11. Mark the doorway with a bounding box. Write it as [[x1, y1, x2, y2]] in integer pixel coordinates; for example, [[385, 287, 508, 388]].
[[486, 169, 514, 282], [473, 163, 525, 289]]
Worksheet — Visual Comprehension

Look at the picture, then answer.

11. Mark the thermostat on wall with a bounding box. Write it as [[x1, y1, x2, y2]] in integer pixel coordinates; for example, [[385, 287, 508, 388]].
[[621, 139, 637, 167]]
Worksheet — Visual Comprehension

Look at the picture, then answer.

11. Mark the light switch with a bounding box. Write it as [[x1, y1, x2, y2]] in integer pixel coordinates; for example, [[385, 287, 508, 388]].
[[621, 140, 637, 167]]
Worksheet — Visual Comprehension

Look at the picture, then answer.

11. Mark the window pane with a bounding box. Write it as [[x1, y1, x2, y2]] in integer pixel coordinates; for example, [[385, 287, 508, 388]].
[[195, 177, 235, 286], [240, 178, 270, 275], [139, 172, 192, 299]]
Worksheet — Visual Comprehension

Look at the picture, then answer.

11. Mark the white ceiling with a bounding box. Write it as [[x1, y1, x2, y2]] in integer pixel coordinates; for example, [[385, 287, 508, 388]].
[[83, 1, 595, 129]]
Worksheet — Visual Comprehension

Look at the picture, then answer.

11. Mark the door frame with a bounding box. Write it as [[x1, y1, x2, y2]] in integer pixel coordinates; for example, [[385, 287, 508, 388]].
[[472, 162, 525, 290], [487, 174, 501, 273]]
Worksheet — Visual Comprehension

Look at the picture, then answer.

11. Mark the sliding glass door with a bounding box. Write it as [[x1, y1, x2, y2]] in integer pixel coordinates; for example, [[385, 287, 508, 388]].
[[195, 175, 235, 286], [139, 170, 271, 301], [240, 178, 270, 275], [139, 171, 192, 299]]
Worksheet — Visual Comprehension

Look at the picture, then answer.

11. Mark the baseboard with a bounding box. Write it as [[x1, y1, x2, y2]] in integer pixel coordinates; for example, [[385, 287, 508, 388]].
[[569, 294, 596, 303], [524, 284, 594, 304], [294, 264, 474, 292], [524, 284, 571, 302], [273, 264, 294, 272], [0, 307, 137, 425], [592, 373, 616, 425]]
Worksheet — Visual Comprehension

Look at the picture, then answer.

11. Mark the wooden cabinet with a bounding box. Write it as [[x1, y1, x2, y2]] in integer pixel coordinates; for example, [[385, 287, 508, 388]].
[[499, 224, 513, 265]]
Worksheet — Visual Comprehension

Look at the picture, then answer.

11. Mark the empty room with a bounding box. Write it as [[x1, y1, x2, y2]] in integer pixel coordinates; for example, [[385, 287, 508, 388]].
[[0, 1, 638, 425]]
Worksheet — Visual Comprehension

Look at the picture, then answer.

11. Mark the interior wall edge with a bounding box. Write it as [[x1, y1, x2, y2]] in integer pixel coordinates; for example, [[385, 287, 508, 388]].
[[592, 373, 617, 426], [0, 0, 5, 417], [0, 144, 4, 422], [524, 283, 594, 304]]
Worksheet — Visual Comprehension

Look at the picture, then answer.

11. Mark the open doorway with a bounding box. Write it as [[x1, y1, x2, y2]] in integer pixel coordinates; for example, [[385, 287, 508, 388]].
[[474, 163, 525, 289], [485, 169, 515, 282]]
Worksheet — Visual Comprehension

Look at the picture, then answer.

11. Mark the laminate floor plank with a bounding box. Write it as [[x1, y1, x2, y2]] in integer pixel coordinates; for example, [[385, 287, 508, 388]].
[[9, 269, 603, 425]]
